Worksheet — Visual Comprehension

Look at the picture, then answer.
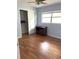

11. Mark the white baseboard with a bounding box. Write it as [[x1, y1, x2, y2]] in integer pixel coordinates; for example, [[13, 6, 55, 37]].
[[48, 34, 61, 39]]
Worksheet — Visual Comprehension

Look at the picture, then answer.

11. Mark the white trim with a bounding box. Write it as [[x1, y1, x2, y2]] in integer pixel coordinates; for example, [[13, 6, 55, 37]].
[[48, 34, 61, 39], [17, 45, 20, 59], [42, 10, 61, 14], [17, 35, 22, 39]]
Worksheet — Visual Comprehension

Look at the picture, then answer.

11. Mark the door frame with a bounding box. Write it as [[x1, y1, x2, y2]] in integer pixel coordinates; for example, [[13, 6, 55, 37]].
[[20, 9, 29, 35]]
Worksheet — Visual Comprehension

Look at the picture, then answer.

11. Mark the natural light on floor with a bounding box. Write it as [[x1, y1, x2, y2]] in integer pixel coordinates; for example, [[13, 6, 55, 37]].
[[41, 42, 49, 51]]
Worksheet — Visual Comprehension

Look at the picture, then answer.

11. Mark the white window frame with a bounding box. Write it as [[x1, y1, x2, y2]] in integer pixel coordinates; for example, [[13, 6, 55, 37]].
[[41, 10, 61, 24]]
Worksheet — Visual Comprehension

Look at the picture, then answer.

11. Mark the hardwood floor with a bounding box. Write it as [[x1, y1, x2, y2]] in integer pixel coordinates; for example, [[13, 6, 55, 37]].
[[18, 34, 61, 59]]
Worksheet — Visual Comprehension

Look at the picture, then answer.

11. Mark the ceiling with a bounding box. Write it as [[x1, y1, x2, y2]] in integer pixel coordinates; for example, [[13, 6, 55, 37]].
[[18, 0, 61, 8]]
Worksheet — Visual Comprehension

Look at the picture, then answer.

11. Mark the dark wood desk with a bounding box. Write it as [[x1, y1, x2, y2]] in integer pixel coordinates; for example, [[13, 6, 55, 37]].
[[36, 26, 47, 35]]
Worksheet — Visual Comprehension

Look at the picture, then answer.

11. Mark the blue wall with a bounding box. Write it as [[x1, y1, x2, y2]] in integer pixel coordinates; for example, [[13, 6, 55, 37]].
[[36, 2, 61, 38]]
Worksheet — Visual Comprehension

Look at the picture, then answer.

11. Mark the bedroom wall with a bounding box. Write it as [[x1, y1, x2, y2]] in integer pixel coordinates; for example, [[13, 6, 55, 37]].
[[17, 0, 37, 38], [36, 2, 61, 38]]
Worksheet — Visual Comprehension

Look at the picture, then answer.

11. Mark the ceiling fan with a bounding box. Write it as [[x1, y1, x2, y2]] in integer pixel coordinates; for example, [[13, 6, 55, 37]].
[[28, 0, 47, 5]]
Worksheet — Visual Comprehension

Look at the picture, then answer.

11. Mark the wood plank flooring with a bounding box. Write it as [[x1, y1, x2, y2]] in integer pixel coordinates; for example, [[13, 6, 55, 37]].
[[18, 34, 61, 59]]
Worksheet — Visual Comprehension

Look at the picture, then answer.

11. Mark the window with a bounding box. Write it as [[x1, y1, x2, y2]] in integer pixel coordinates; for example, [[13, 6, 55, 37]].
[[42, 13, 51, 23], [41, 11, 61, 23], [52, 12, 61, 23]]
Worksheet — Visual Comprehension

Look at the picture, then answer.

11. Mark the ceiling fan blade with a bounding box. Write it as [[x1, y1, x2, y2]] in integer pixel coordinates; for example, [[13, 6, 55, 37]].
[[41, 1, 47, 4], [41, 0, 46, 1], [28, 2, 35, 3], [28, 0, 47, 5]]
